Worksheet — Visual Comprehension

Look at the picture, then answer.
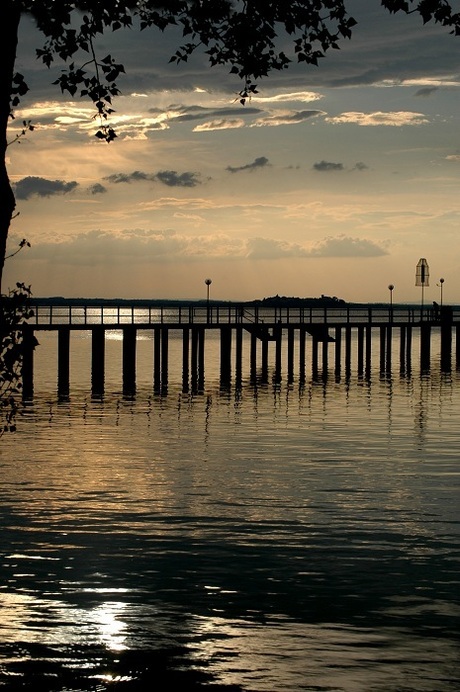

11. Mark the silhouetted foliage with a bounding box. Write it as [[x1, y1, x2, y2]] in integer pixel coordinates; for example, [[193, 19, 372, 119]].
[[0, 282, 34, 434]]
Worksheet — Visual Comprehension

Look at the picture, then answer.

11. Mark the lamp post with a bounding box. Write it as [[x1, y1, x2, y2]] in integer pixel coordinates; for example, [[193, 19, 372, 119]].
[[388, 284, 394, 322], [205, 278, 212, 323], [437, 277, 445, 307]]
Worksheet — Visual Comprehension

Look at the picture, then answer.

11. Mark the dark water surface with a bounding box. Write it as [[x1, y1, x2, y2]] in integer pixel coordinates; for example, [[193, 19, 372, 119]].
[[0, 331, 459, 690]]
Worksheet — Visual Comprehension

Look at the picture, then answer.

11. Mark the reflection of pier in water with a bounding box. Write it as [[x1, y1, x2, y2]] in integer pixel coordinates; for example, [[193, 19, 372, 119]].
[[22, 303, 460, 398]]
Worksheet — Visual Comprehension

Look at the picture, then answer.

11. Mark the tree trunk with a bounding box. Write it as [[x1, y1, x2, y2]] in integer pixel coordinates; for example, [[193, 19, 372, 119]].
[[0, 4, 21, 293]]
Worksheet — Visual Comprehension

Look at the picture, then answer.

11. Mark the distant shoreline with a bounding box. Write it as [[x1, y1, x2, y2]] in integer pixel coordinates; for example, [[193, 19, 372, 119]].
[[29, 296, 437, 308]]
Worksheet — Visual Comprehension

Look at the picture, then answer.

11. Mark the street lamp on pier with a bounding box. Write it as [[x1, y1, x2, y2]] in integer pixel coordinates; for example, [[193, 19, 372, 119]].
[[205, 278, 212, 322], [388, 284, 394, 322], [437, 277, 445, 307]]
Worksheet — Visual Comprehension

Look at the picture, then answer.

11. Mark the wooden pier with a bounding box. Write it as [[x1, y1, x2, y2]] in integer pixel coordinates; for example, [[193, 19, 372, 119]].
[[21, 303, 460, 398]]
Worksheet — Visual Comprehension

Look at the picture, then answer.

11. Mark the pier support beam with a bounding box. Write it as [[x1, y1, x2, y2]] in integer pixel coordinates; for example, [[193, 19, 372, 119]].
[[334, 327, 342, 379], [161, 328, 169, 393], [311, 337, 318, 380], [91, 327, 105, 398], [420, 322, 431, 372], [274, 326, 282, 383], [386, 325, 392, 373], [220, 326, 232, 386], [287, 328, 295, 383], [122, 327, 137, 396], [440, 322, 452, 372], [250, 330, 257, 383], [357, 326, 364, 378], [345, 326, 352, 377], [365, 326, 372, 378], [299, 328, 306, 384], [191, 327, 199, 392], [154, 328, 161, 393], [406, 326, 412, 374], [182, 328, 190, 392], [235, 327, 243, 386], [261, 337, 269, 383], [322, 334, 328, 379], [58, 327, 70, 399], [399, 326, 406, 374], [198, 327, 205, 391], [379, 326, 386, 374]]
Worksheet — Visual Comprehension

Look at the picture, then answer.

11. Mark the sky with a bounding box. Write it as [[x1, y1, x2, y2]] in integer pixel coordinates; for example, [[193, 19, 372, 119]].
[[4, 0, 460, 303]]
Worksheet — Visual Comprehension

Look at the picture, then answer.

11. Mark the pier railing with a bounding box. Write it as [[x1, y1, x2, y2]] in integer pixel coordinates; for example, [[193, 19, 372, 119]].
[[28, 303, 458, 327]]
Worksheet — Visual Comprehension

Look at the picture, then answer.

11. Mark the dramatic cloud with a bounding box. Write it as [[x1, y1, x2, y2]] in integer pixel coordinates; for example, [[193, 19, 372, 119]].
[[227, 157, 270, 174], [326, 111, 429, 126], [104, 170, 203, 187], [313, 161, 344, 172], [14, 176, 79, 200]]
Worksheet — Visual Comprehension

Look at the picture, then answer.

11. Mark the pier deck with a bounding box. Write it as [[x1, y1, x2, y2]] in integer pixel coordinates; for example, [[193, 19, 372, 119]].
[[20, 302, 460, 398]]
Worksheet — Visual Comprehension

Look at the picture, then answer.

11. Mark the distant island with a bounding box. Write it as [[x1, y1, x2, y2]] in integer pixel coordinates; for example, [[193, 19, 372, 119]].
[[30, 294, 347, 307]]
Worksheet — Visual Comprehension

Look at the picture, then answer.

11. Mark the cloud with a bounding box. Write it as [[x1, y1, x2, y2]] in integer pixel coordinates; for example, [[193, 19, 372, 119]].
[[154, 171, 203, 187], [326, 111, 429, 126], [88, 183, 108, 195], [227, 157, 270, 174], [104, 170, 203, 187], [313, 161, 344, 172], [414, 86, 439, 97], [254, 91, 323, 104], [14, 176, 79, 200], [23, 229, 243, 265], [193, 119, 246, 132], [312, 161, 368, 173], [251, 110, 324, 127], [246, 234, 387, 259], [104, 171, 151, 184], [153, 105, 262, 122], [18, 228, 388, 267], [310, 236, 388, 257], [245, 237, 307, 259]]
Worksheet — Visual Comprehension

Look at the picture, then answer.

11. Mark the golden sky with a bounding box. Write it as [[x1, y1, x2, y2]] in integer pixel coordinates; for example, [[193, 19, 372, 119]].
[[5, 1, 460, 303]]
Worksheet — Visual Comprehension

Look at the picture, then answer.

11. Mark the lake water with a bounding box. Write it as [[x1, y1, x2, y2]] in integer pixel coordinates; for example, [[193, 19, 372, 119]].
[[0, 328, 459, 691]]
